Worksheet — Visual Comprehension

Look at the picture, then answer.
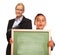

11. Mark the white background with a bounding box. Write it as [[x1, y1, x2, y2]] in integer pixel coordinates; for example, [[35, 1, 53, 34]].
[[0, 0, 60, 55]]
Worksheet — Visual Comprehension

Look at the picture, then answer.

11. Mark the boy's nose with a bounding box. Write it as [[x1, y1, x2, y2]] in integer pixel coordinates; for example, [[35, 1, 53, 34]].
[[39, 21, 42, 23]]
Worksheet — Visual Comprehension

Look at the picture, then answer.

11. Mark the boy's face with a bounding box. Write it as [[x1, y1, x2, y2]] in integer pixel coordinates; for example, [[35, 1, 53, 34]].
[[34, 15, 46, 29]]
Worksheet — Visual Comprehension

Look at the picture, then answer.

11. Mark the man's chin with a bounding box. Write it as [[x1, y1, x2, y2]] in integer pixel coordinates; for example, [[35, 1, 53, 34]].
[[16, 15, 22, 18]]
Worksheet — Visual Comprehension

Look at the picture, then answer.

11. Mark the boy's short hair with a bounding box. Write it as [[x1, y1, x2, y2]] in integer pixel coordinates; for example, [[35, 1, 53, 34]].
[[35, 13, 46, 20]]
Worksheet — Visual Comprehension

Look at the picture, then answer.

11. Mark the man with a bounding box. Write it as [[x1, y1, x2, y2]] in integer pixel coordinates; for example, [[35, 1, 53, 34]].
[[6, 3, 32, 55]]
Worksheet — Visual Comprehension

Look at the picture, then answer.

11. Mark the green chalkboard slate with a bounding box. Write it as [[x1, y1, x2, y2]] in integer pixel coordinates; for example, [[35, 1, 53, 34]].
[[11, 29, 50, 55]]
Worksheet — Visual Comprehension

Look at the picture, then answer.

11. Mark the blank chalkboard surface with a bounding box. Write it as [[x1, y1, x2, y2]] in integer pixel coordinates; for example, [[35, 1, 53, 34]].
[[11, 29, 50, 55]]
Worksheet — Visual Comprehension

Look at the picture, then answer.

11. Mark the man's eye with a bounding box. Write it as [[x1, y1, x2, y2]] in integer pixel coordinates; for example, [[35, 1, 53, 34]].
[[16, 9, 23, 11]]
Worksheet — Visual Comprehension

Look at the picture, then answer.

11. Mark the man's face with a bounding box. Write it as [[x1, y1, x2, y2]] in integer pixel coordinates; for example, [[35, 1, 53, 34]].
[[15, 5, 24, 17], [35, 15, 46, 29]]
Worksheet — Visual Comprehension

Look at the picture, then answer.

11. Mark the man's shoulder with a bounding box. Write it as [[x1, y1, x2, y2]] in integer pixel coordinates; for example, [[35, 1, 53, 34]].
[[8, 18, 15, 23], [8, 18, 15, 24], [23, 16, 31, 22], [9, 18, 15, 21]]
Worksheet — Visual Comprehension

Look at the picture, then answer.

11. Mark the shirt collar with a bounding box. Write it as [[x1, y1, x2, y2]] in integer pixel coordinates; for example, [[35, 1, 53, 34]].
[[15, 16, 23, 21]]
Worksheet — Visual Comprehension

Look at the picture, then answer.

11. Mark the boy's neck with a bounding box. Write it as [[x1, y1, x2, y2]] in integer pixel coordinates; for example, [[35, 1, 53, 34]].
[[36, 28, 44, 30]]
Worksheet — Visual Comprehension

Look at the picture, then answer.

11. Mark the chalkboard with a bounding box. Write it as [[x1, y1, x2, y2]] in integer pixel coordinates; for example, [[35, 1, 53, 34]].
[[11, 29, 51, 55]]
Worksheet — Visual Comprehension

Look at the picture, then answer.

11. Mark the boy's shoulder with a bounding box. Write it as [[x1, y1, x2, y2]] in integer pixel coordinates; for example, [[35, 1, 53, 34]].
[[44, 25, 51, 31]]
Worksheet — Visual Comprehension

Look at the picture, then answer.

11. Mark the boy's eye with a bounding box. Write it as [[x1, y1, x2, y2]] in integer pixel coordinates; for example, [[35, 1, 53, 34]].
[[37, 20, 45, 22]]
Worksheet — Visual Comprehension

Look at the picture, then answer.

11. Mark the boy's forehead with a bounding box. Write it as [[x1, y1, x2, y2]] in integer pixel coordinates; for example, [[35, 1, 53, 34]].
[[36, 15, 46, 20]]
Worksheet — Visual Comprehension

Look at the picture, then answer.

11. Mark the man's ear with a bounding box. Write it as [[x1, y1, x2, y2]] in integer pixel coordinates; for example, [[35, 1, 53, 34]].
[[22, 9, 24, 13], [22, 11, 24, 13]]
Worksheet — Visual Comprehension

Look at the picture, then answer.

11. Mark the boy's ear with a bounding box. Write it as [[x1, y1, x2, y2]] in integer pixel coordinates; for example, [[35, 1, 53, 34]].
[[45, 22, 46, 25], [34, 21, 36, 25]]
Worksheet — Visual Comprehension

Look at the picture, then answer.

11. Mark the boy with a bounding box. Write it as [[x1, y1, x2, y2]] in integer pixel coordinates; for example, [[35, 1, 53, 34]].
[[34, 13, 55, 50]]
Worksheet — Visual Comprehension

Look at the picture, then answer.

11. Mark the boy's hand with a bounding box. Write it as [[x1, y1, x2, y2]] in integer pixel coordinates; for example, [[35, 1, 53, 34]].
[[48, 40, 55, 50], [9, 38, 14, 44]]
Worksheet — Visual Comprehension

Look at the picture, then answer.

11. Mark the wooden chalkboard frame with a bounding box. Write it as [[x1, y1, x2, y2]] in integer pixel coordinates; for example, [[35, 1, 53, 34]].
[[11, 29, 51, 55]]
